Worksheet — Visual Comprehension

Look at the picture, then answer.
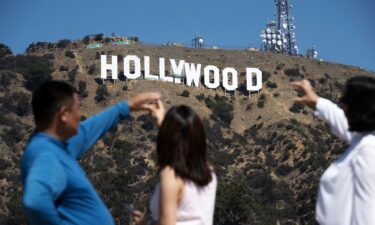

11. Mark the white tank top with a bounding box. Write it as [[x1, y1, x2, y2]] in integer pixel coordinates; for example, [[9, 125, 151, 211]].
[[150, 173, 217, 225]]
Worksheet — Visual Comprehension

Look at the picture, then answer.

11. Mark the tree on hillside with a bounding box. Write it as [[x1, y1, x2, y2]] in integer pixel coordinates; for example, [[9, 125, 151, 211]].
[[0, 55, 53, 91], [0, 43, 12, 58], [56, 39, 71, 48], [78, 81, 88, 98], [83, 35, 91, 45], [95, 84, 109, 102], [0, 71, 15, 90], [95, 34, 104, 41], [1, 91, 31, 116]]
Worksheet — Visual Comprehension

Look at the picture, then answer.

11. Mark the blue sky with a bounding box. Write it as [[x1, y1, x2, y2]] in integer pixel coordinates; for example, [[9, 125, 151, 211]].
[[0, 0, 374, 72]]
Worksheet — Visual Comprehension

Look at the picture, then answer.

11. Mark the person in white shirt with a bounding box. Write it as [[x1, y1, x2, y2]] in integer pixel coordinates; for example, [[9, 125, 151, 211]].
[[291, 76, 375, 225], [133, 101, 217, 225]]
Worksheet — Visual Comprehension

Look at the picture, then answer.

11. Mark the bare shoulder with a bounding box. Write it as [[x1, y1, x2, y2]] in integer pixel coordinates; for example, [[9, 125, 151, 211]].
[[159, 166, 184, 190]]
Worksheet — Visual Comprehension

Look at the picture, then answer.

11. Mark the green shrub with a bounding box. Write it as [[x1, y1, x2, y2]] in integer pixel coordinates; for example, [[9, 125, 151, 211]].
[[78, 81, 88, 98], [56, 39, 71, 48], [263, 71, 271, 82], [205, 95, 234, 126], [137, 114, 154, 131], [59, 65, 69, 71], [0, 71, 15, 90], [0, 55, 53, 91], [180, 90, 190, 97], [68, 68, 78, 83], [257, 94, 266, 108], [0, 158, 12, 170], [83, 35, 91, 44], [88, 65, 96, 75], [284, 68, 301, 77], [289, 103, 305, 113], [65, 51, 75, 58], [1, 91, 30, 116], [1, 126, 24, 146], [266, 81, 277, 89], [95, 84, 109, 102], [195, 93, 204, 101], [95, 34, 104, 41], [276, 63, 285, 70], [0, 43, 12, 58]]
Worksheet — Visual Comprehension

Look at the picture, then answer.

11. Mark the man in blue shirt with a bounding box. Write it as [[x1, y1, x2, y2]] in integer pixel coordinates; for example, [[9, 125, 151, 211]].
[[21, 81, 160, 225]]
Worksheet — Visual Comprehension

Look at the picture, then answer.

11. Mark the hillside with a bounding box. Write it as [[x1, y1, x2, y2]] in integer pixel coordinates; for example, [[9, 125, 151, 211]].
[[0, 41, 373, 225]]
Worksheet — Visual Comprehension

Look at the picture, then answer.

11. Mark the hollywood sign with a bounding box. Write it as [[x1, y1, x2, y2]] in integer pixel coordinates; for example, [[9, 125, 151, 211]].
[[100, 55, 262, 92]]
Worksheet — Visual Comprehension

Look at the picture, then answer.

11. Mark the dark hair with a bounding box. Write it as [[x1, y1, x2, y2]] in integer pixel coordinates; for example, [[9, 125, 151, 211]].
[[157, 105, 212, 186], [339, 76, 375, 132], [32, 81, 77, 129]]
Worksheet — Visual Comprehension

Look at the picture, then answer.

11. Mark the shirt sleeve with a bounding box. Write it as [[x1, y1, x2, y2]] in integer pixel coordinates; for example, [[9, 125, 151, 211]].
[[66, 101, 130, 159], [23, 153, 67, 225], [351, 144, 375, 225], [314, 97, 353, 144]]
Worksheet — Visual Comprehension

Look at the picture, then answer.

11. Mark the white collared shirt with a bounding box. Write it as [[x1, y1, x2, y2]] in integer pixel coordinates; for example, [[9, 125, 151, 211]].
[[314, 98, 375, 225]]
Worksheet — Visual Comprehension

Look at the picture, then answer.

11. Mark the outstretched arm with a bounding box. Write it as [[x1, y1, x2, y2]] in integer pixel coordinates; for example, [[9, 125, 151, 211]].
[[66, 101, 130, 159], [158, 167, 182, 225], [23, 153, 67, 225], [314, 98, 353, 144], [291, 80, 353, 144], [66, 92, 161, 159]]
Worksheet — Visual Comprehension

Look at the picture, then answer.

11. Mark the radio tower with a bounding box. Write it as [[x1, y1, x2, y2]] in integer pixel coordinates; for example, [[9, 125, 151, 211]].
[[260, 0, 298, 55]]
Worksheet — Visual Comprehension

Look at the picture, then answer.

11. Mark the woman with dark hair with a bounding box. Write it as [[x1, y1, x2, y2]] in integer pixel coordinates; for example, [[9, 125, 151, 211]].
[[292, 76, 375, 225], [134, 101, 217, 225]]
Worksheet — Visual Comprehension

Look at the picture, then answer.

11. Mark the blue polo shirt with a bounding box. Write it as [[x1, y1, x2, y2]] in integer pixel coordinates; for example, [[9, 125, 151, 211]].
[[21, 101, 130, 225]]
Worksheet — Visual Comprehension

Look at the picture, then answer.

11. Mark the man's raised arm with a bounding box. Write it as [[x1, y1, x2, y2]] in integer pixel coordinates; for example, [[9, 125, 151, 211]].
[[66, 92, 160, 159]]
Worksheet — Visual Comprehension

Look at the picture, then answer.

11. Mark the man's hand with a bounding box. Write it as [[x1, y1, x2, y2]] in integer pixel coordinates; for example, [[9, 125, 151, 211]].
[[290, 79, 320, 109], [133, 210, 146, 225], [128, 92, 161, 111], [143, 99, 165, 127]]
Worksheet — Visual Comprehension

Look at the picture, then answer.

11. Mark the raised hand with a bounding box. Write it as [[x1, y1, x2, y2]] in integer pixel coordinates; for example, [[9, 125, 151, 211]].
[[133, 210, 146, 225], [290, 79, 320, 109], [143, 99, 165, 127], [128, 92, 161, 111]]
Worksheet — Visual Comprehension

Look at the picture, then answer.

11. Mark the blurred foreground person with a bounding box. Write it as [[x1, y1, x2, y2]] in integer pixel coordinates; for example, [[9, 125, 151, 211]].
[[292, 76, 375, 225], [134, 101, 217, 225], [21, 80, 160, 225]]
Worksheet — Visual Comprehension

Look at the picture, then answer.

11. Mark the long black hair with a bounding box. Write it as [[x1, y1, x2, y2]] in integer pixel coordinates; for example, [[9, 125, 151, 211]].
[[156, 105, 212, 187], [340, 76, 375, 132]]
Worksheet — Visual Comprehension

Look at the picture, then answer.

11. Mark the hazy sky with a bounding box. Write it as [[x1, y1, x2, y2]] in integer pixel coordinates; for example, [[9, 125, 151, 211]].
[[0, 0, 374, 72]]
